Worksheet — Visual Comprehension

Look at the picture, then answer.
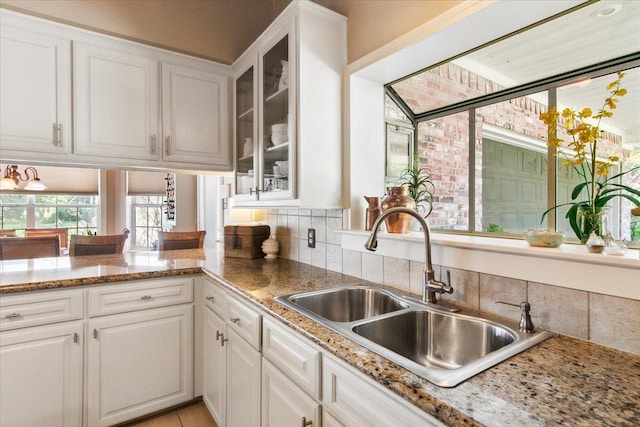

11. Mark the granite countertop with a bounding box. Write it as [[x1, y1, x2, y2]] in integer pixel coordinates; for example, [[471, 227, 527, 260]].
[[1, 249, 638, 426]]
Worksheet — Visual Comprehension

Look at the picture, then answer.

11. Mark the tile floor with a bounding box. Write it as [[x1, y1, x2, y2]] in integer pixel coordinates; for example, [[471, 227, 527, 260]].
[[120, 401, 218, 427]]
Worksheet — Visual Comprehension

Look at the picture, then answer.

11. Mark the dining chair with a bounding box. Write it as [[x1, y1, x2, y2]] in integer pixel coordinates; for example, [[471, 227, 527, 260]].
[[25, 227, 69, 249], [0, 229, 17, 237], [69, 234, 127, 256], [0, 236, 61, 260], [158, 230, 206, 251]]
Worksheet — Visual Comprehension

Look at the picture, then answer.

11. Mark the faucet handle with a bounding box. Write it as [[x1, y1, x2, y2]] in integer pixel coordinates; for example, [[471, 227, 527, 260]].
[[495, 301, 535, 333]]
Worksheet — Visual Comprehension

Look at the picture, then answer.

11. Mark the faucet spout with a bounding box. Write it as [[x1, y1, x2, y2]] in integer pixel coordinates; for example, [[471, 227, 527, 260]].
[[364, 207, 452, 304]]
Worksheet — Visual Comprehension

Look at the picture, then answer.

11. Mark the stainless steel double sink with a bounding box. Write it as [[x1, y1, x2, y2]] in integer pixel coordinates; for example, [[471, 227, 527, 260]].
[[276, 285, 553, 387]]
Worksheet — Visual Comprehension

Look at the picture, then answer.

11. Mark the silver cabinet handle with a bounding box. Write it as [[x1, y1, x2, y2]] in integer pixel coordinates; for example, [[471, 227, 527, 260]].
[[216, 331, 223, 341], [229, 317, 240, 324], [165, 136, 171, 155], [4, 312, 21, 319], [73, 332, 79, 344], [93, 329, 99, 340], [206, 296, 215, 302], [52, 123, 62, 146], [302, 417, 313, 427], [140, 295, 152, 300], [249, 187, 262, 196], [151, 134, 157, 155]]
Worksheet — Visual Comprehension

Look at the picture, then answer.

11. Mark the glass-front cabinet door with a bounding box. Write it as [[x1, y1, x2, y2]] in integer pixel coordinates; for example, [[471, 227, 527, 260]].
[[235, 65, 257, 197], [259, 32, 294, 201]]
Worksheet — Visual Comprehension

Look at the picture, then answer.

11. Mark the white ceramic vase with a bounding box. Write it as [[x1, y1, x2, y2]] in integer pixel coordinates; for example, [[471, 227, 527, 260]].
[[261, 235, 280, 259]]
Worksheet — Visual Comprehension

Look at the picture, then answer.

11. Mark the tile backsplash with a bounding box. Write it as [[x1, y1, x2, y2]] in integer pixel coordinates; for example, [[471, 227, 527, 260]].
[[256, 208, 639, 355]]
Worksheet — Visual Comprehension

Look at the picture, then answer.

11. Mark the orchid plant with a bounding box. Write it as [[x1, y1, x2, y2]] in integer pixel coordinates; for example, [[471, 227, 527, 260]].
[[539, 72, 640, 241]]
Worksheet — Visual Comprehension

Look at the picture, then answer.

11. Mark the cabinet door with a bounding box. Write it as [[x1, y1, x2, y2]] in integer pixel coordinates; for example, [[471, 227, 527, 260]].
[[257, 25, 296, 201], [161, 62, 230, 167], [0, 23, 70, 154], [74, 41, 159, 161], [87, 305, 193, 427], [203, 307, 227, 426], [233, 63, 259, 199], [0, 321, 82, 427], [262, 359, 320, 427], [226, 327, 261, 427]]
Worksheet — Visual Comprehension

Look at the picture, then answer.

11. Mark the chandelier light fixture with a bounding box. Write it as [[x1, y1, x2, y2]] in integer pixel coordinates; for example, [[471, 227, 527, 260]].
[[0, 164, 48, 191]]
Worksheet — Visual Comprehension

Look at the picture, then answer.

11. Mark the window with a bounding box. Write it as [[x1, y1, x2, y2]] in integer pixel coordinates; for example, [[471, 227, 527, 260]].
[[0, 194, 99, 243], [384, 1, 640, 243], [130, 195, 165, 249]]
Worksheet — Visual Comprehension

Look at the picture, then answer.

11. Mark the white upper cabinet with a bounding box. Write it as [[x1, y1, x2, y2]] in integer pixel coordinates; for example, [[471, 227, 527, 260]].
[[0, 15, 71, 155], [74, 41, 160, 161], [161, 62, 230, 167], [232, 0, 346, 207], [0, 9, 231, 172]]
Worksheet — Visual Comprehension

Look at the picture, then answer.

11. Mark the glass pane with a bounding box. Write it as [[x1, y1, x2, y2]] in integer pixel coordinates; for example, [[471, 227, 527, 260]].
[[34, 195, 58, 204], [476, 91, 548, 235], [262, 35, 289, 194], [236, 66, 256, 196], [555, 69, 639, 240], [135, 207, 148, 226], [1, 207, 27, 229], [78, 207, 97, 229], [418, 112, 470, 231], [34, 207, 58, 227], [0, 194, 28, 204]]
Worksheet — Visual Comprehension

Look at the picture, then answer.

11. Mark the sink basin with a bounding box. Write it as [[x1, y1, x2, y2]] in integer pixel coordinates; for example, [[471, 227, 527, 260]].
[[353, 310, 515, 370], [276, 285, 553, 387], [286, 286, 408, 322]]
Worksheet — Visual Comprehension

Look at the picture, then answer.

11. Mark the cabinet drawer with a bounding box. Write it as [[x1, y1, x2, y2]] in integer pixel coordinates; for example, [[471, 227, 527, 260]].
[[263, 317, 321, 399], [227, 296, 261, 350], [88, 277, 194, 317], [323, 356, 445, 427], [204, 279, 227, 318], [0, 289, 83, 331]]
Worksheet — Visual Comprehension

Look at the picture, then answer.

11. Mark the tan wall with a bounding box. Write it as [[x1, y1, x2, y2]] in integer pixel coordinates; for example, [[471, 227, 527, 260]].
[[1, 0, 464, 64]]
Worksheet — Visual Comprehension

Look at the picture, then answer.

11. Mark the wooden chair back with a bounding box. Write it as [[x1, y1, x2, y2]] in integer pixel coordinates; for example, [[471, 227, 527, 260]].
[[0, 229, 17, 237], [69, 234, 127, 257], [0, 236, 61, 260], [25, 228, 69, 249], [158, 230, 206, 251]]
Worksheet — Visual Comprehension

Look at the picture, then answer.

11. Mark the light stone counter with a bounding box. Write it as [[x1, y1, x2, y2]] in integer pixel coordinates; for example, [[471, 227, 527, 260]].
[[1, 249, 638, 426]]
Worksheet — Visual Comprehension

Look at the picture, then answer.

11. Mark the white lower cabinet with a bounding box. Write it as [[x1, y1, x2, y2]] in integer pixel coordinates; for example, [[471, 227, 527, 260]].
[[226, 327, 261, 427], [203, 278, 261, 427], [87, 304, 194, 426], [262, 359, 321, 427], [322, 356, 446, 427], [0, 321, 83, 427]]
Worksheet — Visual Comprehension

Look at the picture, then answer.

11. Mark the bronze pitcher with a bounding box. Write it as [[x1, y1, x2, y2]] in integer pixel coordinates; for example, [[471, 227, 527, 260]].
[[381, 187, 416, 233]]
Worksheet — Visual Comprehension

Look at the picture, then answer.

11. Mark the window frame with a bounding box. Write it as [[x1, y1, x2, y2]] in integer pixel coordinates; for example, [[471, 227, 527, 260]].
[[129, 194, 166, 250], [385, 54, 640, 239]]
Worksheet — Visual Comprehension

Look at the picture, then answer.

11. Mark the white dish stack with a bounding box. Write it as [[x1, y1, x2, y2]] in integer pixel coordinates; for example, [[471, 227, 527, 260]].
[[271, 123, 288, 145]]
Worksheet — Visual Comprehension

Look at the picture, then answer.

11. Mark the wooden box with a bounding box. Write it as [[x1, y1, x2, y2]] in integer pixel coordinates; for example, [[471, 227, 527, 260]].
[[224, 225, 271, 259]]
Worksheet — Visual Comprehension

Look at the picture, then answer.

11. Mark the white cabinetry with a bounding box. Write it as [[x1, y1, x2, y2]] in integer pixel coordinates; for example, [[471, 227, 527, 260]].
[[322, 356, 446, 427], [162, 62, 230, 167], [74, 38, 231, 169], [261, 317, 321, 427], [74, 41, 160, 161], [0, 14, 71, 156], [0, 289, 83, 427], [86, 277, 194, 427], [203, 278, 261, 427], [232, 0, 346, 207], [0, 9, 231, 172]]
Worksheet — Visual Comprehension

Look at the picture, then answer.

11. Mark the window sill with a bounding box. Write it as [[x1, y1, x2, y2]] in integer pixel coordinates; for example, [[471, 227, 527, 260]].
[[339, 229, 640, 300]]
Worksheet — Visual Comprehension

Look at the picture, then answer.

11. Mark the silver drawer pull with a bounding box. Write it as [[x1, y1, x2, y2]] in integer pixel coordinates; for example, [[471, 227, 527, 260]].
[[206, 296, 215, 302], [302, 417, 313, 427], [230, 317, 240, 324], [140, 295, 152, 300], [4, 312, 21, 319]]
